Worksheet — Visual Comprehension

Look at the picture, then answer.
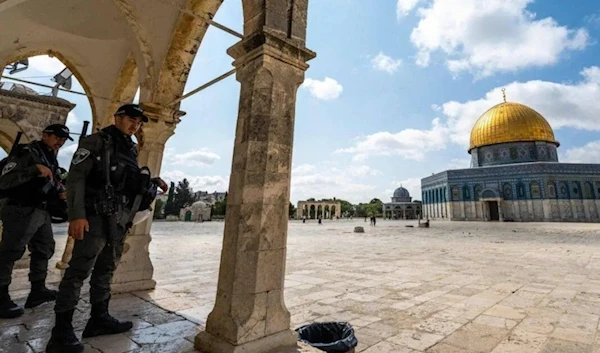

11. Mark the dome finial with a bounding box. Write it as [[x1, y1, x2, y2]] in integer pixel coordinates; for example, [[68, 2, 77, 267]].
[[501, 88, 507, 103]]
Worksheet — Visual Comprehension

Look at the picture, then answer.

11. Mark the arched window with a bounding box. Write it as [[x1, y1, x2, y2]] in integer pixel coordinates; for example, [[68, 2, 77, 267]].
[[473, 184, 482, 201], [516, 182, 526, 199], [503, 183, 513, 200], [463, 185, 471, 200], [583, 182, 594, 199], [559, 182, 569, 199], [547, 181, 556, 199], [572, 181, 582, 199], [530, 181, 541, 199], [451, 185, 460, 201]]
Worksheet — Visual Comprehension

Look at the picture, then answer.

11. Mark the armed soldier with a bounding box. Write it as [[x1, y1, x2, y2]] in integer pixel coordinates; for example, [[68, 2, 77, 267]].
[[0, 124, 72, 318], [46, 104, 168, 353]]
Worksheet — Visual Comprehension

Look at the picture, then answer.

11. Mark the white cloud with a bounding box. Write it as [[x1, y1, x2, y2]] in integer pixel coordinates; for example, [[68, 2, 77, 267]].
[[371, 52, 402, 74], [133, 88, 140, 103], [337, 66, 600, 161], [397, 0, 422, 18], [291, 163, 378, 203], [408, 0, 588, 77], [301, 77, 343, 100], [446, 158, 471, 169], [336, 118, 448, 161], [562, 141, 600, 164], [161, 170, 229, 193], [28, 55, 65, 75], [168, 148, 220, 167]]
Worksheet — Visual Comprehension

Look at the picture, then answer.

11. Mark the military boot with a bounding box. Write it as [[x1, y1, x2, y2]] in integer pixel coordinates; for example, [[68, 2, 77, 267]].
[[82, 297, 133, 338], [24, 281, 57, 308], [45, 309, 84, 353], [0, 285, 24, 319]]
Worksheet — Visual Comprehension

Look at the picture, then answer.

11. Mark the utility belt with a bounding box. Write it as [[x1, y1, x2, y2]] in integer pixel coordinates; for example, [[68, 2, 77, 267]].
[[7, 198, 48, 210]]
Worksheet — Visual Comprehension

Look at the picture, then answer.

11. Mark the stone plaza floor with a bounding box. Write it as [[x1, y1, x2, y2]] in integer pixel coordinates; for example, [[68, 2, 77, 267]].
[[2, 219, 600, 353]]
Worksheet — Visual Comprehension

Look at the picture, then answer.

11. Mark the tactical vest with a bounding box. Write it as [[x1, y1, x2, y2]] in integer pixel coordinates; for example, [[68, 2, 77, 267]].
[[84, 128, 141, 214]]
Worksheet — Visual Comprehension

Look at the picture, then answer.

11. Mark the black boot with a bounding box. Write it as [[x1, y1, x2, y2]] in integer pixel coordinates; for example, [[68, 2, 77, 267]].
[[25, 281, 57, 308], [45, 309, 84, 353], [82, 297, 133, 338], [0, 285, 24, 319]]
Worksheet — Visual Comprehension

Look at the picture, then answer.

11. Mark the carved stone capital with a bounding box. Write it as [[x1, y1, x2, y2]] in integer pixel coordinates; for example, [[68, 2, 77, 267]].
[[227, 29, 316, 72], [139, 102, 186, 126]]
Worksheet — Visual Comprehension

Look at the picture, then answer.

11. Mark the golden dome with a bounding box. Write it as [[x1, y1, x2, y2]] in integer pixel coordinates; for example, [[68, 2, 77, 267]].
[[469, 99, 559, 152]]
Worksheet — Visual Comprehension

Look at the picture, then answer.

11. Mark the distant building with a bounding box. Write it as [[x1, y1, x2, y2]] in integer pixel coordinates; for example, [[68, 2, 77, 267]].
[[193, 191, 226, 205], [180, 201, 211, 222], [0, 82, 75, 150], [421, 91, 600, 222], [382, 187, 422, 219]]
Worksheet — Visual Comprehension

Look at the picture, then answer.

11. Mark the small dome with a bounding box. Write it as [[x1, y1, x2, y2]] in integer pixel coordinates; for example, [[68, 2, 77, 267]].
[[469, 101, 558, 152], [393, 187, 410, 198], [0, 82, 39, 96], [190, 201, 208, 209]]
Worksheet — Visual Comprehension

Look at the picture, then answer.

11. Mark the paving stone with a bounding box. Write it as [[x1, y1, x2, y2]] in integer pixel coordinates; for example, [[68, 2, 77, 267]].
[[540, 338, 593, 353], [5, 221, 600, 353]]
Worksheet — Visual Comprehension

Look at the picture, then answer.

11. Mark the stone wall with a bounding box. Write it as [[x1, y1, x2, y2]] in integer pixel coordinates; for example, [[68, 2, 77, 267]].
[[0, 90, 74, 148], [425, 200, 600, 222]]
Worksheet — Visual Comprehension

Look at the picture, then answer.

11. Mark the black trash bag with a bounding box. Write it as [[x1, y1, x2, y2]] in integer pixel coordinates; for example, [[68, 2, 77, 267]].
[[296, 322, 358, 353]]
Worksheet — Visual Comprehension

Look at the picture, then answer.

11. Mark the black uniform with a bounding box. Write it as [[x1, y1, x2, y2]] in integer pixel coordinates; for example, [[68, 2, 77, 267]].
[[47, 123, 158, 353], [0, 140, 64, 318]]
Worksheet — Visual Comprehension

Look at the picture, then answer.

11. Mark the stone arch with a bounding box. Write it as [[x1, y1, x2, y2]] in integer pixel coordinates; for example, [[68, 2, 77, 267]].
[[473, 184, 482, 201], [583, 181, 595, 199], [547, 181, 557, 199], [530, 181, 541, 199], [516, 182, 526, 199], [462, 185, 470, 200], [309, 204, 316, 219], [481, 189, 497, 199], [503, 183, 513, 200], [150, 0, 225, 107], [111, 0, 156, 102], [331, 205, 337, 218], [571, 181, 582, 199], [558, 182, 570, 199], [324, 205, 330, 218], [451, 185, 460, 201]]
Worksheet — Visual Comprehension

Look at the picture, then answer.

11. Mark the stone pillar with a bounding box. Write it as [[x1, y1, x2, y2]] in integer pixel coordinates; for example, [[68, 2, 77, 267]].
[[195, 30, 314, 353], [111, 112, 179, 293]]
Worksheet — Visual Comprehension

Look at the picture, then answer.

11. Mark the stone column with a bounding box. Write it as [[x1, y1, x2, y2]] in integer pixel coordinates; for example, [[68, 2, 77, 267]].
[[111, 110, 180, 293], [196, 30, 314, 353]]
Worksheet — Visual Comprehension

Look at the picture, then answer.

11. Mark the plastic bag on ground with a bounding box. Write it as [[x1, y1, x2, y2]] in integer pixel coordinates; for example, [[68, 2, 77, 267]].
[[296, 322, 358, 353]]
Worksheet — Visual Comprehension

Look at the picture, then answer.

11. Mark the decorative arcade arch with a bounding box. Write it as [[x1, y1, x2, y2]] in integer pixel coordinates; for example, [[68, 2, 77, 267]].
[[0, 1, 316, 352]]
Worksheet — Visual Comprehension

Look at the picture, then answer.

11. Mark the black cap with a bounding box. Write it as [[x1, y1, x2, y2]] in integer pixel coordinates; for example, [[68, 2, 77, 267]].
[[114, 104, 149, 122], [43, 124, 73, 141]]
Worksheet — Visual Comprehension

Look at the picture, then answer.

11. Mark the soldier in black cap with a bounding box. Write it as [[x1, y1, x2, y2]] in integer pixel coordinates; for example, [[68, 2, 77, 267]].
[[0, 124, 72, 318], [46, 104, 168, 353]]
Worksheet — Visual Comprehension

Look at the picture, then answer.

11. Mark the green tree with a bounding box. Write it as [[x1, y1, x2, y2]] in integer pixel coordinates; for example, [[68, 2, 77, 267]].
[[288, 202, 296, 218], [173, 179, 196, 210], [336, 199, 354, 216], [164, 181, 178, 215], [153, 199, 165, 219], [212, 193, 227, 216]]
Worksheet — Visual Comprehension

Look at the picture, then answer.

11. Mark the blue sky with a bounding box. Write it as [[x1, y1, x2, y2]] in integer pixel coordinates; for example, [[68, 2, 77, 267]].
[[4, 0, 600, 204]]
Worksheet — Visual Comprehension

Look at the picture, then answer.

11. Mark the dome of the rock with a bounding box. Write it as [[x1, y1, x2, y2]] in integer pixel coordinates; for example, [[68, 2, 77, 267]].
[[469, 101, 559, 153]]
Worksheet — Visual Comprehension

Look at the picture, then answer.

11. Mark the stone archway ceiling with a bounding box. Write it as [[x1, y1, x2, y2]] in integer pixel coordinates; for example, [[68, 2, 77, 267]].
[[0, 0, 224, 127]]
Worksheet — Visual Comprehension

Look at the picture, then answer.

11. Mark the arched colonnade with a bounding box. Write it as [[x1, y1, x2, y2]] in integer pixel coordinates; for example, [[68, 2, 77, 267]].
[[0, 1, 316, 352]]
